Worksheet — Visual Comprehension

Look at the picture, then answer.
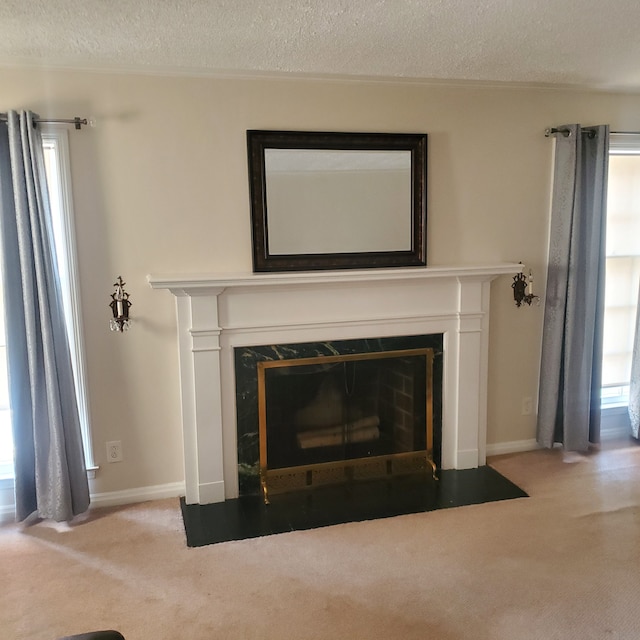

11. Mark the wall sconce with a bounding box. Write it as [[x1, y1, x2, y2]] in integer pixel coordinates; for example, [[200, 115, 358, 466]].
[[512, 265, 539, 307], [109, 276, 132, 332]]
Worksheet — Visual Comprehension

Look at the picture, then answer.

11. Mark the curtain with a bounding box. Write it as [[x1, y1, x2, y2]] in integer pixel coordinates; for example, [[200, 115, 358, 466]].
[[537, 124, 609, 451], [628, 285, 640, 439], [0, 110, 89, 521]]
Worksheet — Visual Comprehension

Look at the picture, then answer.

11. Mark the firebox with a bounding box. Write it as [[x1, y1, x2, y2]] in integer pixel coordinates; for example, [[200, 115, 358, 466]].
[[257, 348, 436, 501], [234, 334, 443, 501]]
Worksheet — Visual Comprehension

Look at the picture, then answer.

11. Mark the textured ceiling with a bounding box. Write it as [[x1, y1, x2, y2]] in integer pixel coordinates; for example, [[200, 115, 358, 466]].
[[1, 0, 640, 90]]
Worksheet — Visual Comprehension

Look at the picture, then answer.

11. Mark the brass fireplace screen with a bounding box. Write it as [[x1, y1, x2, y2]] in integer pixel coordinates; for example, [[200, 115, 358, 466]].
[[256, 347, 435, 502]]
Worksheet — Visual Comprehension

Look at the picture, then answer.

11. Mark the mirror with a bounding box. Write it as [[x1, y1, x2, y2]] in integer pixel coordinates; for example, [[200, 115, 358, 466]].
[[247, 130, 427, 272]]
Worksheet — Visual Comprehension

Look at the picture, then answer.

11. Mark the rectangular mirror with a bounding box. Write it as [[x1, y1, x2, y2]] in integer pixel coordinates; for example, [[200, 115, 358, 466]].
[[247, 130, 427, 272]]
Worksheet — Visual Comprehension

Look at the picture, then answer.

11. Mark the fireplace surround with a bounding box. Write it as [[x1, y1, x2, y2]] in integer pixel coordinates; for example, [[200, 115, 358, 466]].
[[149, 264, 520, 505], [236, 335, 442, 500]]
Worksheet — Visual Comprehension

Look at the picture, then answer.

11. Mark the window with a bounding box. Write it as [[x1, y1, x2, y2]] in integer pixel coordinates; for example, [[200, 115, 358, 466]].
[[602, 133, 640, 408], [0, 297, 10, 478], [0, 128, 93, 480]]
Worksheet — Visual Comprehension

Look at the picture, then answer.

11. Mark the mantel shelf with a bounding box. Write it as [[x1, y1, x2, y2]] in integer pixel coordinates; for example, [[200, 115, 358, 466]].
[[148, 263, 522, 295]]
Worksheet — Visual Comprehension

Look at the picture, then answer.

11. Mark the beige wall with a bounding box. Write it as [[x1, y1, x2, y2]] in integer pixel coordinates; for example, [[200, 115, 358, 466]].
[[2, 66, 640, 495]]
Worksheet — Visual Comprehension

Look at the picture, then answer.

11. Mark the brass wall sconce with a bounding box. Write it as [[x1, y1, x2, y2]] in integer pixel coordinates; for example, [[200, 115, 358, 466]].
[[512, 265, 539, 307], [109, 276, 132, 332]]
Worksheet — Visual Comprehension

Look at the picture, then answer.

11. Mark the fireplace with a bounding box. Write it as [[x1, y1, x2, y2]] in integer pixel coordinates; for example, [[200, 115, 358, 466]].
[[148, 264, 519, 505], [234, 335, 443, 500]]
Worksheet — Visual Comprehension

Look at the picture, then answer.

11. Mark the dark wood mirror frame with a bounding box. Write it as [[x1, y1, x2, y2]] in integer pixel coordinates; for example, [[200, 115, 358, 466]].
[[247, 130, 427, 272]]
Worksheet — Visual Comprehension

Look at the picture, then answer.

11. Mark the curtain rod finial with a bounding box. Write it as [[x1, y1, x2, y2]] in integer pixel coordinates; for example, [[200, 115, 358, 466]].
[[545, 127, 572, 138]]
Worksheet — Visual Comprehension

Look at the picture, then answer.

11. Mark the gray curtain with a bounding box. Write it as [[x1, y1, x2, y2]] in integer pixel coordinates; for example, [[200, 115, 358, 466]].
[[537, 124, 609, 451], [628, 285, 640, 439], [0, 110, 89, 521]]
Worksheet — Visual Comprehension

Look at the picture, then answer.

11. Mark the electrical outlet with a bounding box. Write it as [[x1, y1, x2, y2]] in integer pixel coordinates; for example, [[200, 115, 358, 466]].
[[521, 397, 533, 416], [106, 440, 123, 463]]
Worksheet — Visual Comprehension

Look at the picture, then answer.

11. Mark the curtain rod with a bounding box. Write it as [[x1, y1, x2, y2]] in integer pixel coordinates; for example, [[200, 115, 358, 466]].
[[545, 127, 638, 139], [0, 114, 87, 130], [544, 127, 597, 139]]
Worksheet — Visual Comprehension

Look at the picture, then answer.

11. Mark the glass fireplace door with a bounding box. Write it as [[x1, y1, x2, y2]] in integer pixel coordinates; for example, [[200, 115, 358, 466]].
[[256, 348, 435, 501]]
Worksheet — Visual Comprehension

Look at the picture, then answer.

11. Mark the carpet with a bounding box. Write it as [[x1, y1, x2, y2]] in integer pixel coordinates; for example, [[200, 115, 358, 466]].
[[180, 465, 527, 546], [4, 439, 640, 640]]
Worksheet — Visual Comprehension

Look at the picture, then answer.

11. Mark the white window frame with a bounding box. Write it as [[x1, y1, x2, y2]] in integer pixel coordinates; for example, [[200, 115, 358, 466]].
[[601, 132, 640, 435], [41, 127, 94, 470]]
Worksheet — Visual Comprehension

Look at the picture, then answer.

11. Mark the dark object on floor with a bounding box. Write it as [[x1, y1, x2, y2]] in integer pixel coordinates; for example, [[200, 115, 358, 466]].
[[181, 465, 527, 547], [58, 632, 125, 640]]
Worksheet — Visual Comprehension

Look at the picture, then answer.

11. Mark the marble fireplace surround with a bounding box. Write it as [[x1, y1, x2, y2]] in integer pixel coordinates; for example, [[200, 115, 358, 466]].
[[149, 264, 519, 505]]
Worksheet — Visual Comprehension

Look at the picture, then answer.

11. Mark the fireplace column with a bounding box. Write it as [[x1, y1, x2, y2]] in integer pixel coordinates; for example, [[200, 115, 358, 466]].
[[455, 277, 492, 468], [174, 288, 226, 504]]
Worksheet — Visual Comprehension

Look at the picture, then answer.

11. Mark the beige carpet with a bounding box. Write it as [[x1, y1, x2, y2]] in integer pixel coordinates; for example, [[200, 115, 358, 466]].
[[2, 437, 640, 640]]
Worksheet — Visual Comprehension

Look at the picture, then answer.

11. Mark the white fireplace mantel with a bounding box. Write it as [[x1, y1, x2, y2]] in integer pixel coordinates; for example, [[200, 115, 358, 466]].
[[149, 264, 520, 505]]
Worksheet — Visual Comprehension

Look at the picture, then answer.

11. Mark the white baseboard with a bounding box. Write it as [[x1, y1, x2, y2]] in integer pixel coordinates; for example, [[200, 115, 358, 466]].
[[601, 406, 631, 440], [486, 439, 540, 457], [0, 479, 15, 524], [601, 424, 629, 439], [485, 424, 632, 458], [89, 481, 185, 509], [0, 481, 16, 524], [0, 507, 13, 524], [0, 480, 186, 524]]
